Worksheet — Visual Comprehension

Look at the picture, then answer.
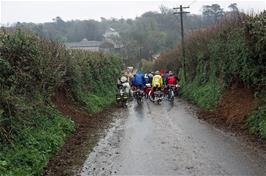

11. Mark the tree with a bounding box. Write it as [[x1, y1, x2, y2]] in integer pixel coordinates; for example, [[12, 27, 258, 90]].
[[13, 8, 228, 65], [202, 4, 225, 23], [228, 3, 241, 21], [159, 5, 173, 15], [228, 3, 239, 12]]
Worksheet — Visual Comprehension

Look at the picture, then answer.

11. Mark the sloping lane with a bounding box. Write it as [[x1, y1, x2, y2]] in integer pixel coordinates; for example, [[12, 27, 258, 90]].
[[78, 98, 266, 175]]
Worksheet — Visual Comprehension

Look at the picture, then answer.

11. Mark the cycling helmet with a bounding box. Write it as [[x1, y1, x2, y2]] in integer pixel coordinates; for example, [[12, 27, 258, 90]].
[[155, 70, 160, 75], [120, 76, 127, 83], [168, 71, 173, 76]]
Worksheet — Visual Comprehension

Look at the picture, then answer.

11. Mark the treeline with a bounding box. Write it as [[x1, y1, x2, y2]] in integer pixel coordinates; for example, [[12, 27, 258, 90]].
[[151, 11, 266, 137], [0, 29, 121, 175], [15, 4, 239, 65]]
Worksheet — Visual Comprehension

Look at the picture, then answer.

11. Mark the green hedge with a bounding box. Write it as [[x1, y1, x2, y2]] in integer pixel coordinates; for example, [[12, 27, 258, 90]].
[[0, 29, 75, 175], [0, 28, 122, 175], [66, 50, 122, 112], [180, 79, 223, 110]]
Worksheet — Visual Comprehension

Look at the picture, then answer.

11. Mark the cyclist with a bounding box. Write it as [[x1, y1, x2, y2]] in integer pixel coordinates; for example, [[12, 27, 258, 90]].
[[131, 71, 146, 89], [166, 71, 178, 85], [166, 71, 180, 97], [117, 75, 131, 95], [152, 70, 163, 91]]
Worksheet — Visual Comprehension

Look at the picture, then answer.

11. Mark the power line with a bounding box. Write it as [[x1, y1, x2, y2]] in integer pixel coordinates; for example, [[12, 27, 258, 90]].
[[173, 5, 190, 82]]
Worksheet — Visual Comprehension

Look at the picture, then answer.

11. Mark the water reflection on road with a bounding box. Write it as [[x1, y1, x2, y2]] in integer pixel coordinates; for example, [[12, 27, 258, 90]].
[[78, 98, 266, 176]]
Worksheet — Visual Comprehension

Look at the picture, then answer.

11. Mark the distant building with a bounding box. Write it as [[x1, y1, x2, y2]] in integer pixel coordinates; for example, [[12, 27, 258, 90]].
[[64, 38, 102, 51], [64, 28, 123, 52]]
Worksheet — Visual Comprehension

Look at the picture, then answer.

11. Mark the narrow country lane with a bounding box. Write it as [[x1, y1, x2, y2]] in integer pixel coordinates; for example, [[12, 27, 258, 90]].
[[78, 98, 266, 176]]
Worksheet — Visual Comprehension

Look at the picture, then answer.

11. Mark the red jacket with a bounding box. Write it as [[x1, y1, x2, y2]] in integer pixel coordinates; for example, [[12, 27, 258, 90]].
[[167, 75, 177, 85]]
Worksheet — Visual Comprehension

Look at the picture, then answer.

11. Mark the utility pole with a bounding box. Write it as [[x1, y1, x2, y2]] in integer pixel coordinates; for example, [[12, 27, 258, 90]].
[[174, 5, 190, 82]]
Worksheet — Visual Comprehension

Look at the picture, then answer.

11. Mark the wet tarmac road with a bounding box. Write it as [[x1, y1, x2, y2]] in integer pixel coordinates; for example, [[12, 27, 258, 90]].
[[78, 98, 266, 175]]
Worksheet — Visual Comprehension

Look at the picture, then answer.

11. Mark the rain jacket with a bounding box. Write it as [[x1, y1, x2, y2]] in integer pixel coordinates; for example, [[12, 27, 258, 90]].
[[152, 75, 163, 88], [132, 72, 146, 87], [167, 75, 177, 85]]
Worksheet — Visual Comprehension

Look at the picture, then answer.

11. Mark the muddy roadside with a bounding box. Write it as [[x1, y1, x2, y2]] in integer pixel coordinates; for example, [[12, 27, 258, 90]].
[[44, 87, 122, 176], [196, 84, 266, 150]]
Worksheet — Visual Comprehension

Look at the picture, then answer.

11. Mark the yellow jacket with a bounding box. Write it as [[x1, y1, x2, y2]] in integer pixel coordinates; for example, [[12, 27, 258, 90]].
[[152, 75, 163, 88]]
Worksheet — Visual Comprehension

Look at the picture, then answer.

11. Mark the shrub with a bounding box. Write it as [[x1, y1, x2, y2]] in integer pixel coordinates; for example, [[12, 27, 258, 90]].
[[247, 105, 266, 138]]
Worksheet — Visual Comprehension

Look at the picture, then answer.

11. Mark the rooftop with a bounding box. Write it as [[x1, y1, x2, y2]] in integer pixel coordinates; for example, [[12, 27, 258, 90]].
[[65, 39, 102, 48]]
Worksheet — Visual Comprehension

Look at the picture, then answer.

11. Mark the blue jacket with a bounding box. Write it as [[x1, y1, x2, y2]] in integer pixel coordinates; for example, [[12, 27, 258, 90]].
[[132, 73, 146, 87]]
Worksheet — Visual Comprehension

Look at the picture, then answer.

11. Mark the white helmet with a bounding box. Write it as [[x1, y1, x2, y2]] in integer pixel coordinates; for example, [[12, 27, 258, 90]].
[[120, 76, 127, 83], [168, 71, 173, 76]]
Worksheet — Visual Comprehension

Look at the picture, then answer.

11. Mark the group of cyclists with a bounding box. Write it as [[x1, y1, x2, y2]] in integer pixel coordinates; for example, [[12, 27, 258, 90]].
[[116, 68, 180, 106]]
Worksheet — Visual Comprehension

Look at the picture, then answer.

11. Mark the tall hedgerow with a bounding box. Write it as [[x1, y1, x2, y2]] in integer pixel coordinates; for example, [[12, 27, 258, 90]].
[[0, 28, 122, 174], [0, 28, 69, 143], [0, 28, 75, 175], [65, 50, 122, 112]]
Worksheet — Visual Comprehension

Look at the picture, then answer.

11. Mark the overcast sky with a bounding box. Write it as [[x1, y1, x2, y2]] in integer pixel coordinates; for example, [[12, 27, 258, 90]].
[[1, 0, 265, 25]]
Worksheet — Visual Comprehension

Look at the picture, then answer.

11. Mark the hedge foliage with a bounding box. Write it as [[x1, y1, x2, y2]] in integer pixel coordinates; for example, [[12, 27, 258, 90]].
[[0, 28, 122, 175], [66, 50, 122, 112]]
